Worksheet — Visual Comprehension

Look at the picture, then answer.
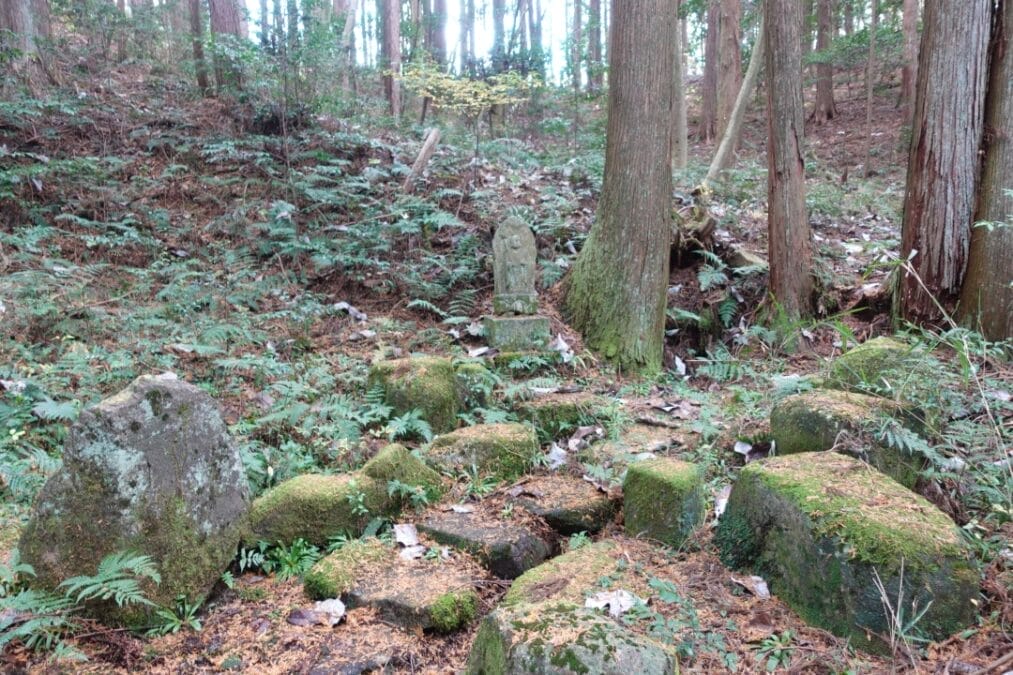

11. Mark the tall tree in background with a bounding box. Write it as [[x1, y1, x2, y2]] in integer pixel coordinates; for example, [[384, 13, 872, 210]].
[[587, 0, 602, 91], [898, 0, 991, 324], [571, 0, 582, 93], [700, 1, 718, 141], [431, 0, 447, 66], [1, 0, 50, 81], [492, 0, 506, 71], [563, 0, 674, 373], [863, 0, 879, 175], [899, 0, 918, 120], [208, 0, 245, 89], [189, 0, 210, 94], [259, 0, 270, 47], [812, 0, 836, 123], [959, 0, 1011, 339], [671, 0, 687, 169], [716, 0, 742, 142], [529, 0, 545, 78], [381, 0, 402, 118], [766, 0, 812, 318]]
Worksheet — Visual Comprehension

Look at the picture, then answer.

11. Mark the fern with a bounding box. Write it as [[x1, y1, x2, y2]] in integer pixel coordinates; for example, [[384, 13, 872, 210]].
[[406, 298, 448, 318], [385, 410, 434, 442], [58, 551, 161, 607], [697, 265, 729, 292], [30, 399, 80, 422]]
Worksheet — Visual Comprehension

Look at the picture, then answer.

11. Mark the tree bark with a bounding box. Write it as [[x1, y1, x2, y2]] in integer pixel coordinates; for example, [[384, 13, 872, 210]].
[[587, 0, 602, 91], [863, 0, 878, 176], [382, 0, 402, 118], [571, 0, 582, 93], [766, 0, 813, 318], [337, 0, 358, 90], [209, 0, 245, 90], [189, 0, 210, 94], [959, 0, 1011, 339], [899, 0, 918, 120], [716, 0, 742, 141], [529, 0, 544, 78], [0, 0, 36, 55], [813, 0, 836, 123], [432, 0, 447, 65], [700, 1, 718, 141], [898, 0, 992, 324], [563, 0, 674, 374], [705, 15, 765, 184], [671, 0, 688, 169]]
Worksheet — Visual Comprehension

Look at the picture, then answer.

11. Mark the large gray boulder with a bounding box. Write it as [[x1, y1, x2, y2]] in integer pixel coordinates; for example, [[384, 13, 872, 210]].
[[19, 374, 249, 624]]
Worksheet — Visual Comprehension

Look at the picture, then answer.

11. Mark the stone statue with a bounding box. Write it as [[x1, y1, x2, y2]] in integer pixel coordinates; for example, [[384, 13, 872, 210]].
[[492, 217, 538, 315]]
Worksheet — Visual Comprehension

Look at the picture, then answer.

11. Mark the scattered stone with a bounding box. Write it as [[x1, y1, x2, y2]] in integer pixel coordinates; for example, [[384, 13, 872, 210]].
[[368, 357, 462, 434], [827, 337, 939, 410], [623, 458, 706, 547], [304, 540, 479, 633], [503, 542, 619, 607], [581, 423, 678, 468], [729, 574, 770, 600], [466, 602, 678, 674], [361, 443, 445, 504], [426, 423, 539, 482], [246, 473, 387, 547], [18, 374, 249, 624], [491, 216, 539, 316], [770, 389, 925, 488], [514, 391, 609, 441], [483, 315, 551, 351], [716, 453, 978, 654], [417, 511, 554, 579], [510, 475, 618, 535]]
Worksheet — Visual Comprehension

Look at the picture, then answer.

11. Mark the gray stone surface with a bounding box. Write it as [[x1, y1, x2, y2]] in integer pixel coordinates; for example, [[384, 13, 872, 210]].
[[19, 374, 249, 623], [417, 511, 554, 579], [511, 475, 617, 535], [484, 315, 550, 351], [492, 216, 538, 316]]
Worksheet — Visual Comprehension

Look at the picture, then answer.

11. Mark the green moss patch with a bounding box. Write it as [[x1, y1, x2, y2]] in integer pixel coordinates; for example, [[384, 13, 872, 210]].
[[514, 391, 609, 442], [368, 356, 463, 434], [304, 539, 389, 600], [623, 458, 705, 547], [716, 452, 978, 653], [826, 337, 941, 414], [426, 423, 539, 481], [503, 541, 619, 607], [362, 443, 445, 503], [770, 389, 925, 488]]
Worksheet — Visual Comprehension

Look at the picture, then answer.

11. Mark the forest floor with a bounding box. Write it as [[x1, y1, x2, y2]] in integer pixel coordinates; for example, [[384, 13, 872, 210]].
[[1, 62, 1010, 674]]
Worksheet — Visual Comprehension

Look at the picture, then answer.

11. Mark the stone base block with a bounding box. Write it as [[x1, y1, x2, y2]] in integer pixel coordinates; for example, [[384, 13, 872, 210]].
[[484, 315, 550, 351]]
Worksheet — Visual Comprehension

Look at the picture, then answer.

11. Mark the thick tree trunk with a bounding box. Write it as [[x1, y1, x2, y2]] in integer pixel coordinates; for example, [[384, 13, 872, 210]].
[[0, 0, 36, 54], [336, 0, 357, 90], [587, 0, 602, 91], [563, 0, 674, 374], [898, 0, 991, 324], [287, 0, 300, 54], [189, 0, 210, 94], [959, 0, 1011, 339], [671, 0, 687, 170], [899, 0, 918, 119], [766, 0, 813, 318], [209, 0, 245, 90], [706, 16, 765, 184], [716, 0, 742, 142], [382, 0, 402, 118], [700, 1, 718, 141], [813, 0, 836, 123]]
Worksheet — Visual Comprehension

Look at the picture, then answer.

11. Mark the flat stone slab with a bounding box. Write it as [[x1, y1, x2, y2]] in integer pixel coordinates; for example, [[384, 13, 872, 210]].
[[623, 458, 705, 547], [771, 389, 925, 487], [484, 315, 551, 351], [368, 356, 462, 433], [511, 475, 617, 535], [514, 391, 610, 441], [827, 337, 940, 415], [580, 423, 678, 467], [417, 511, 554, 579], [426, 423, 539, 481], [716, 452, 977, 654], [305, 540, 479, 633], [503, 541, 621, 608], [467, 602, 678, 674]]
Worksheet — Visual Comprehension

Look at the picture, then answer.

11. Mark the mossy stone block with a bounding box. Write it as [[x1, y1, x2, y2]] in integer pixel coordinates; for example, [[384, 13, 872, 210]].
[[715, 452, 977, 654], [503, 541, 619, 607], [362, 443, 445, 503], [417, 512, 553, 579], [771, 389, 925, 488], [426, 423, 539, 481], [483, 315, 551, 351], [246, 473, 388, 547], [623, 458, 705, 547], [826, 337, 940, 412], [466, 602, 678, 675], [304, 539, 389, 600], [454, 359, 497, 407], [511, 475, 618, 535], [515, 391, 608, 442], [368, 357, 462, 434]]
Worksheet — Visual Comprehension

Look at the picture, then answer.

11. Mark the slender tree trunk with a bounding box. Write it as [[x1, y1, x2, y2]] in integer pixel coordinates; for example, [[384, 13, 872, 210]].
[[706, 16, 765, 184], [287, 0, 300, 54], [898, 0, 992, 324], [843, 0, 852, 35], [960, 0, 1012, 339], [571, 0, 582, 93], [273, 0, 284, 55], [899, 0, 918, 120], [467, 0, 475, 73], [813, 0, 836, 123], [382, 0, 402, 118], [563, 0, 674, 374], [863, 0, 878, 176], [716, 0, 742, 142], [116, 0, 128, 61], [492, 0, 506, 71], [190, 0, 210, 94], [529, 0, 544, 78], [587, 0, 602, 91], [260, 0, 270, 47], [336, 0, 357, 90], [766, 0, 813, 318], [432, 0, 447, 65], [671, 0, 687, 169], [700, 1, 718, 141]]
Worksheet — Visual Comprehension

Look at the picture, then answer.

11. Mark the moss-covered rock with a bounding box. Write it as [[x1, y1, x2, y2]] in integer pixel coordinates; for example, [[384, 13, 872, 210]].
[[426, 423, 539, 481], [466, 602, 678, 674], [304, 539, 479, 632], [826, 337, 940, 406], [511, 475, 618, 535], [715, 453, 978, 654], [483, 315, 551, 351], [368, 357, 462, 433], [515, 392, 609, 442], [362, 444, 445, 504], [579, 423, 676, 469], [490, 350, 559, 374], [417, 511, 554, 579], [623, 458, 705, 547], [503, 542, 619, 607], [454, 359, 498, 407], [18, 374, 249, 625], [246, 473, 387, 547], [771, 389, 925, 488]]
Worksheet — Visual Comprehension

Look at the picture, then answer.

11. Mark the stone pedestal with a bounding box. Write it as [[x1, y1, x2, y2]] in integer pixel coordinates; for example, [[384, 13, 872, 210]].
[[484, 315, 550, 351]]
